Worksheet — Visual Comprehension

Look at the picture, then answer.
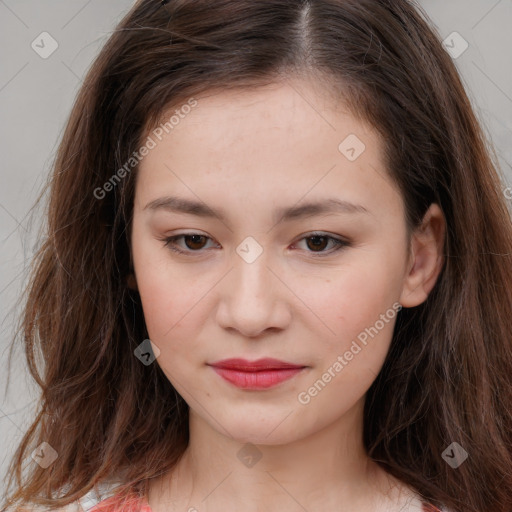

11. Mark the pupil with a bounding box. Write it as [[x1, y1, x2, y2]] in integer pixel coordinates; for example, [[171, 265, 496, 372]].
[[186, 235, 205, 250], [308, 236, 327, 251], [183, 235, 329, 252]]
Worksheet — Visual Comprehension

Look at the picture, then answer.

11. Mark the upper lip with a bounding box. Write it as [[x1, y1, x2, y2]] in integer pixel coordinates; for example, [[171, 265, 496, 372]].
[[208, 358, 306, 371]]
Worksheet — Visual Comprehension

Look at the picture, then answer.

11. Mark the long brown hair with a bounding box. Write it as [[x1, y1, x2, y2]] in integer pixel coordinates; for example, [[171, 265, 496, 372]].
[[3, 1, 512, 510]]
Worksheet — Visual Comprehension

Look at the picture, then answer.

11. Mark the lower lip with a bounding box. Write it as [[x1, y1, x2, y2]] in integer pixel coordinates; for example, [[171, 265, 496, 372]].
[[210, 367, 305, 389]]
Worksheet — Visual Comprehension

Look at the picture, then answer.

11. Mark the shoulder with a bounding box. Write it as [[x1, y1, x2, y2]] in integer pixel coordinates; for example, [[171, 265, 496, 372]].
[[385, 476, 444, 512], [86, 490, 150, 512], [8, 480, 135, 512], [422, 503, 450, 512], [8, 505, 84, 512], [8, 496, 146, 512]]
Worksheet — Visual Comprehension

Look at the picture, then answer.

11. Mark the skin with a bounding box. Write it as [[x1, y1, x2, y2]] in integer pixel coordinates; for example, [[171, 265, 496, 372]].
[[129, 77, 445, 512]]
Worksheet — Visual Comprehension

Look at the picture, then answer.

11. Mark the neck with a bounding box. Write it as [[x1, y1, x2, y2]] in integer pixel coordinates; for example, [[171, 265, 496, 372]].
[[148, 397, 419, 511]]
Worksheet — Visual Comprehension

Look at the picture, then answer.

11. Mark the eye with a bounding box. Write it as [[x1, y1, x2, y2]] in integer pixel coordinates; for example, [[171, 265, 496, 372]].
[[161, 233, 218, 254], [159, 231, 350, 257], [292, 232, 350, 256]]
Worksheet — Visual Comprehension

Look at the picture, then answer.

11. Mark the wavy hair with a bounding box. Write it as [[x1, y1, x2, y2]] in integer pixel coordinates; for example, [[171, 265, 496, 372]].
[[2, 0, 512, 510]]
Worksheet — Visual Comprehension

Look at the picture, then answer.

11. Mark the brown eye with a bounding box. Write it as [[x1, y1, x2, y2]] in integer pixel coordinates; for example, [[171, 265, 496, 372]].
[[162, 233, 216, 255], [182, 234, 208, 250], [161, 232, 349, 258], [293, 232, 350, 257], [305, 235, 330, 252]]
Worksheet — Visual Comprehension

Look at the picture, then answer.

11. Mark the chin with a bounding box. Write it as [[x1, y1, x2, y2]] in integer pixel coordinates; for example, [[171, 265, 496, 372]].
[[229, 430, 296, 446], [217, 413, 305, 446]]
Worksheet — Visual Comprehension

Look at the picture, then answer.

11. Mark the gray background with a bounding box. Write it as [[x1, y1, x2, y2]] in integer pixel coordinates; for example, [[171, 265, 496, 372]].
[[1, 0, 511, 497]]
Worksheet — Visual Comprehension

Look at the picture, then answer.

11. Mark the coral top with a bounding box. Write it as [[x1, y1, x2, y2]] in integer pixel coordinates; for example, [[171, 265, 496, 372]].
[[423, 506, 443, 512], [88, 491, 151, 512], [88, 489, 443, 511]]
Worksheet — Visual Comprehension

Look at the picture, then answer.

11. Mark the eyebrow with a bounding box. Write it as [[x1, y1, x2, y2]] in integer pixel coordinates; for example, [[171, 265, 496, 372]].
[[144, 195, 370, 224]]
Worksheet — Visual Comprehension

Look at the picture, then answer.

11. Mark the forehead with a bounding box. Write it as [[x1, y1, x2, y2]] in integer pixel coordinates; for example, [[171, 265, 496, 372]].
[[159, 79, 352, 142], [135, 78, 402, 223]]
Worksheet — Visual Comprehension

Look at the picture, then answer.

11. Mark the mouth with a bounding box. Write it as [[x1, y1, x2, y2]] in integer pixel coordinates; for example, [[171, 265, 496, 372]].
[[207, 358, 308, 390]]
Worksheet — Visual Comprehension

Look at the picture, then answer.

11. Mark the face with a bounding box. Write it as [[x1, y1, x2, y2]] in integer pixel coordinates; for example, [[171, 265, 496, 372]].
[[130, 78, 418, 445]]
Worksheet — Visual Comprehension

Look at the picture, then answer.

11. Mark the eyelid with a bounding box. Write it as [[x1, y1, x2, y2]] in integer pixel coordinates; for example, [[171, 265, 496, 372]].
[[160, 232, 219, 254], [159, 231, 351, 257], [290, 231, 350, 256]]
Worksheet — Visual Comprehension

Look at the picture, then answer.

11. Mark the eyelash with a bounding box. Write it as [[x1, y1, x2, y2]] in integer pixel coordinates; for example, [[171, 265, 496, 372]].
[[159, 232, 350, 257]]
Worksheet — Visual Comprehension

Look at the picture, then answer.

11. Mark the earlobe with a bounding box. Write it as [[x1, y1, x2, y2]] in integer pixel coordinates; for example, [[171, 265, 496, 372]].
[[126, 243, 138, 291], [399, 203, 446, 308], [127, 273, 138, 291]]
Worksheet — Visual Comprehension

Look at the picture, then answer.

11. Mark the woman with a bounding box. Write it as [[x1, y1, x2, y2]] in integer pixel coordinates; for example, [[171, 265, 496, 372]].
[[3, 1, 512, 511]]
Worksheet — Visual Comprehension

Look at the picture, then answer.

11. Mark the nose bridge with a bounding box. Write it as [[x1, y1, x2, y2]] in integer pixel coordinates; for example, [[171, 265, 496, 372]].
[[232, 237, 275, 303], [216, 236, 288, 336]]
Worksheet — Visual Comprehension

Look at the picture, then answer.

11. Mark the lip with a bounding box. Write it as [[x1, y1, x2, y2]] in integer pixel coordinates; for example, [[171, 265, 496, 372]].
[[207, 358, 307, 390], [209, 358, 305, 371]]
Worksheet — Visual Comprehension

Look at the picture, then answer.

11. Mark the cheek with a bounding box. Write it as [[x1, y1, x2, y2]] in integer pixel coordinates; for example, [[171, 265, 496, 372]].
[[131, 232, 202, 347], [299, 254, 402, 384], [135, 268, 211, 382], [309, 258, 401, 338], [296, 274, 399, 416], [136, 272, 206, 349]]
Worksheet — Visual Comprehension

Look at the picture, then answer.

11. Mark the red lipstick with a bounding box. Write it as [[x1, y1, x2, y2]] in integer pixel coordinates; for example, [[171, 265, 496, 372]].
[[208, 358, 307, 390]]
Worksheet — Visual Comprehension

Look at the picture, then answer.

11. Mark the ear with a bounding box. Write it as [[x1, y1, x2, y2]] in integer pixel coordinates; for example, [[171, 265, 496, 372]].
[[399, 203, 446, 308], [126, 241, 138, 291], [127, 271, 138, 291]]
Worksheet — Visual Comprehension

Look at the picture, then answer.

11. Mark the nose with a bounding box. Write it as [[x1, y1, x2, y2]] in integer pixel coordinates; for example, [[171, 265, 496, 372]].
[[215, 247, 291, 338]]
